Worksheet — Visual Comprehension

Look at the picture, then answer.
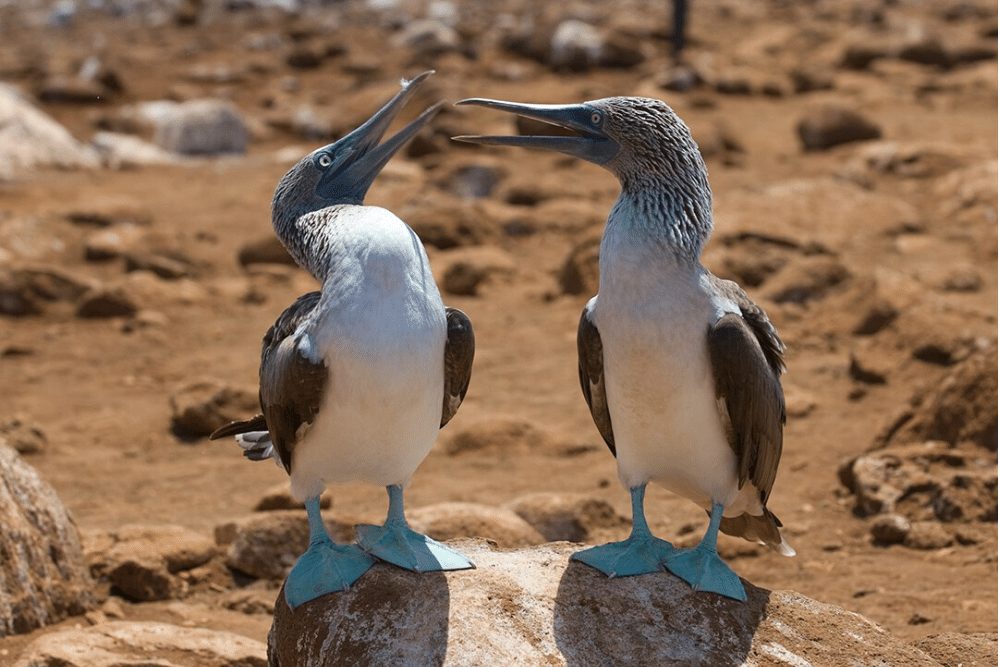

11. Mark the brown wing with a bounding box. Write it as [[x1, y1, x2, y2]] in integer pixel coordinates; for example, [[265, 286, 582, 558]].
[[578, 300, 615, 456], [441, 307, 475, 428], [708, 312, 785, 504], [707, 274, 785, 375], [258, 291, 327, 473]]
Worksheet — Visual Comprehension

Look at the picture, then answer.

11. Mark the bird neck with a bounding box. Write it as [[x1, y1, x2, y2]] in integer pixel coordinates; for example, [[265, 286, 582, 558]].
[[607, 177, 713, 263], [272, 204, 339, 283]]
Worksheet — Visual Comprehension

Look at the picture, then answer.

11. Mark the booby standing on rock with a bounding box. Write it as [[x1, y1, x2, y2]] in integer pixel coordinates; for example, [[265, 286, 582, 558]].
[[454, 96, 794, 601], [211, 71, 475, 608]]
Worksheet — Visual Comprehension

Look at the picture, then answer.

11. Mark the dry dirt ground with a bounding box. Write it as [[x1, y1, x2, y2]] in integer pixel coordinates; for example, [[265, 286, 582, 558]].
[[0, 0, 997, 660]]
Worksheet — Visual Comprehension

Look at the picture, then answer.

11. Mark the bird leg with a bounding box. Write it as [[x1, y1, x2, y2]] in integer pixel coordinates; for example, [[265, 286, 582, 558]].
[[283, 496, 376, 609], [664, 502, 747, 601], [356, 485, 474, 572], [571, 484, 676, 577]]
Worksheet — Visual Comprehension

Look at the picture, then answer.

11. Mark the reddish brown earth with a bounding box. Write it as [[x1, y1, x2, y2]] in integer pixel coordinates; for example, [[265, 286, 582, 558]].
[[0, 0, 996, 661]]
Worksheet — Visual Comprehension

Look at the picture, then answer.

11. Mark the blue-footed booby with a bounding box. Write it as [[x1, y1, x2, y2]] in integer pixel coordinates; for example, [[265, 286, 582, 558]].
[[454, 96, 793, 601], [211, 71, 475, 608]]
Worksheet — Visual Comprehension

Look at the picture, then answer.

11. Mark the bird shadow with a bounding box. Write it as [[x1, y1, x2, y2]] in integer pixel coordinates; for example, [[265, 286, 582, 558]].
[[553, 559, 769, 667], [268, 565, 450, 667]]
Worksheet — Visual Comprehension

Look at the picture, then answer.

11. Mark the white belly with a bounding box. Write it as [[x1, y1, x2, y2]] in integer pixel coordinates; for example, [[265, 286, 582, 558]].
[[290, 327, 443, 498], [599, 301, 741, 510], [287, 205, 446, 500]]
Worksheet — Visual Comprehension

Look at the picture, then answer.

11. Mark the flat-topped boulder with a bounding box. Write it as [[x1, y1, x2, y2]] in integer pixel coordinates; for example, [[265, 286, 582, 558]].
[[268, 540, 943, 666]]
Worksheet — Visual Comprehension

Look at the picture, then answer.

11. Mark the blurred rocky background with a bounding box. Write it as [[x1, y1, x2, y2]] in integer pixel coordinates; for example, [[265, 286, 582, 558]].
[[0, 0, 996, 664]]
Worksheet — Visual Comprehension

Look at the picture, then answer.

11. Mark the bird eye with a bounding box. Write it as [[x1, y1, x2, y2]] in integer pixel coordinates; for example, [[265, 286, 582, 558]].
[[317, 154, 333, 168], [590, 112, 602, 125]]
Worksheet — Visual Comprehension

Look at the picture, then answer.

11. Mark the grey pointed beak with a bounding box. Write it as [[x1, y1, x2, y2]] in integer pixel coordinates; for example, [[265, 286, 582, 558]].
[[317, 71, 440, 202], [452, 98, 619, 165]]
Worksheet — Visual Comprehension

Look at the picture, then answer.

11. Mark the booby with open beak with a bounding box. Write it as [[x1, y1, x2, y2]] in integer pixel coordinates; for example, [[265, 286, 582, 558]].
[[454, 96, 793, 601], [213, 71, 475, 608]]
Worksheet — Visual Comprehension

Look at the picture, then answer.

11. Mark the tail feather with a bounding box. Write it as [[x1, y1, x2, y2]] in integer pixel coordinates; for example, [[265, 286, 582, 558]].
[[235, 431, 275, 462], [209, 414, 267, 440], [720, 508, 795, 557]]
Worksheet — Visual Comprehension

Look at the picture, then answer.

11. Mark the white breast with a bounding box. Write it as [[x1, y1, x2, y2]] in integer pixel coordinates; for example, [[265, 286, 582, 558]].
[[288, 206, 447, 500], [595, 210, 748, 513]]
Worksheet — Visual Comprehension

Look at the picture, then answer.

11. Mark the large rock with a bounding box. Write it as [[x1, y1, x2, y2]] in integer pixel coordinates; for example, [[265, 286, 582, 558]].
[[0, 83, 99, 179], [268, 540, 943, 666], [14, 621, 266, 667], [0, 442, 94, 636]]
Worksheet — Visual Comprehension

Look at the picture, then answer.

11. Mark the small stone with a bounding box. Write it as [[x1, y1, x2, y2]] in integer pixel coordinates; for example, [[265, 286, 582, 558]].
[[255, 483, 331, 512], [505, 493, 628, 542], [392, 20, 462, 58], [152, 99, 249, 156], [409, 503, 546, 548], [765, 256, 850, 304], [904, 521, 954, 550], [169, 381, 259, 439], [852, 298, 898, 335], [109, 558, 185, 602], [870, 514, 910, 545], [0, 416, 46, 455], [549, 20, 603, 71], [124, 252, 193, 280], [939, 267, 982, 292], [84, 225, 145, 262], [75, 286, 138, 318], [558, 231, 601, 296], [656, 64, 702, 92], [849, 350, 889, 385], [238, 236, 296, 267], [222, 589, 276, 615], [898, 36, 950, 67], [37, 77, 106, 104], [437, 246, 515, 297], [101, 597, 126, 619], [285, 46, 324, 69], [797, 106, 882, 151], [442, 164, 504, 200], [908, 613, 932, 625]]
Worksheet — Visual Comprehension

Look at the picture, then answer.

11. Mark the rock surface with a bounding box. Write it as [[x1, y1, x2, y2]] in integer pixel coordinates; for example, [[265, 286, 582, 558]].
[[268, 540, 944, 666], [83, 524, 216, 602], [14, 621, 266, 667], [0, 442, 94, 636]]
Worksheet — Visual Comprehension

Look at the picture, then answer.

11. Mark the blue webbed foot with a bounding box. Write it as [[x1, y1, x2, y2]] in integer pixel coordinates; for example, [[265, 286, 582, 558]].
[[356, 521, 474, 572], [284, 539, 376, 609], [571, 484, 675, 577], [357, 485, 474, 572], [665, 544, 746, 601], [571, 532, 675, 577]]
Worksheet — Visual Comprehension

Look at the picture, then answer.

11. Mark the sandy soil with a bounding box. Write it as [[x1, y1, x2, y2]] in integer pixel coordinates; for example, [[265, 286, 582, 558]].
[[0, 0, 996, 658]]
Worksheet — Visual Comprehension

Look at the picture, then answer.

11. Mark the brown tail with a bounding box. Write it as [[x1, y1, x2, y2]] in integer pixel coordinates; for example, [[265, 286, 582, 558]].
[[209, 414, 267, 440], [719, 508, 796, 556]]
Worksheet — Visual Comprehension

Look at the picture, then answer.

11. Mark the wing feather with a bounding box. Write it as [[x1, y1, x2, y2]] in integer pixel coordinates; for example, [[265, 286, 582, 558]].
[[258, 291, 327, 473], [441, 307, 475, 428], [577, 301, 615, 456]]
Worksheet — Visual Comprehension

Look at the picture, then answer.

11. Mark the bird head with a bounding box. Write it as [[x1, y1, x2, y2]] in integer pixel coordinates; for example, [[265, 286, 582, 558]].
[[453, 96, 708, 194], [273, 71, 441, 221]]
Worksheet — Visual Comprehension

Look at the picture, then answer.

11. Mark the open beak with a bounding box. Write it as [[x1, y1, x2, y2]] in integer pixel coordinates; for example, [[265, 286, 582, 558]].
[[317, 70, 441, 202], [452, 98, 619, 165]]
